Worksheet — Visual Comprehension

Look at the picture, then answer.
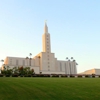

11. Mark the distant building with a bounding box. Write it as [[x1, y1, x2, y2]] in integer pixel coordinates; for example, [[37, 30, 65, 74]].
[[79, 69, 100, 75], [1, 22, 78, 74]]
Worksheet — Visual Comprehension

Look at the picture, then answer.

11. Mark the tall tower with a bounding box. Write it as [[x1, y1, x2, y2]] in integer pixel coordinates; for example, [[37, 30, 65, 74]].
[[42, 21, 51, 53]]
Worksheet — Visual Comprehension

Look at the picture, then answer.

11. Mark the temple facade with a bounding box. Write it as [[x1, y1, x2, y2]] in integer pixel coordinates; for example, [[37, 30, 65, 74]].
[[2, 22, 78, 74]]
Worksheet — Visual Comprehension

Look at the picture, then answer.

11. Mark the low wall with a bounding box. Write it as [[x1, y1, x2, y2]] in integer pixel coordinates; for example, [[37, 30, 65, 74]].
[[40, 71, 65, 74]]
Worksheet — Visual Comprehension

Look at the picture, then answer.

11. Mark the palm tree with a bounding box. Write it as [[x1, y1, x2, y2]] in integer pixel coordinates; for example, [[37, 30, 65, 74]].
[[1, 60, 4, 71], [3, 65, 6, 70], [71, 57, 73, 61], [72, 59, 75, 62], [71, 57, 73, 59], [68, 59, 72, 75], [29, 53, 32, 58], [66, 57, 68, 60], [38, 56, 40, 65], [1, 59, 4, 65], [7, 66, 10, 70], [38, 56, 41, 72], [29, 53, 32, 66]]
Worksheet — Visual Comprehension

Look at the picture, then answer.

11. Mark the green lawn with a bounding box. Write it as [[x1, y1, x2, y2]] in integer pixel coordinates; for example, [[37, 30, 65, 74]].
[[0, 78, 100, 100]]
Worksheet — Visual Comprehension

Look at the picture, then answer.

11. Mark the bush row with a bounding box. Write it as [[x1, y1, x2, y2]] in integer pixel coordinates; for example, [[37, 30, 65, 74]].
[[0, 74, 100, 77]]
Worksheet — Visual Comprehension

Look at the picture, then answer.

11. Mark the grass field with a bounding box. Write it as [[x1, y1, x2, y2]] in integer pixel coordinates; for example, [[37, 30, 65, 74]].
[[0, 78, 100, 100]]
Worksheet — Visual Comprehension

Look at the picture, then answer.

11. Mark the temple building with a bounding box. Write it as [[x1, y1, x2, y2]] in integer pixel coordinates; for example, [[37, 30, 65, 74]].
[[79, 69, 100, 75], [2, 22, 78, 74]]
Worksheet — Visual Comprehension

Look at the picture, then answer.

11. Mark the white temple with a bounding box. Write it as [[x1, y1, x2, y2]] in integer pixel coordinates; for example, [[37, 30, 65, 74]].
[[79, 69, 100, 75], [2, 22, 78, 74]]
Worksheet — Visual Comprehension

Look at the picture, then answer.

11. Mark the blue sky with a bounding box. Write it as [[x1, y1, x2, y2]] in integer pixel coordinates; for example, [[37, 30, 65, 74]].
[[0, 0, 100, 73]]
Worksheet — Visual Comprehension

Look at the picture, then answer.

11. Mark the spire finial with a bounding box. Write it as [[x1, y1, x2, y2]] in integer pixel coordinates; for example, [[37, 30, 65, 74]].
[[45, 20, 47, 27], [44, 20, 48, 33], [45, 20, 47, 24]]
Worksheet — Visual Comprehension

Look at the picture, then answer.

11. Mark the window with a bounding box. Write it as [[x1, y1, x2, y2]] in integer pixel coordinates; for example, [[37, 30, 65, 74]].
[[10, 59, 12, 65], [48, 66, 50, 71], [65, 63, 66, 71], [16, 60, 18, 65], [47, 45, 49, 47], [65, 63, 67, 74], [47, 37, 49, 40], [10, 61, 12, 65], [23, 60, 25, 66], [60, 62, 62, 71], [65, 63, 66, 67]]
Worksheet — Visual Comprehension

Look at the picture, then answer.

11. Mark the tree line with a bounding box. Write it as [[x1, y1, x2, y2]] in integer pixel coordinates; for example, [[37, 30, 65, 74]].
[[1, 66, 34, 77]]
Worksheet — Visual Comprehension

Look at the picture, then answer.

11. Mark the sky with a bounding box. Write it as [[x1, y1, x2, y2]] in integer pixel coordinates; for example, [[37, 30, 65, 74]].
[[0, 0, 100, 73]]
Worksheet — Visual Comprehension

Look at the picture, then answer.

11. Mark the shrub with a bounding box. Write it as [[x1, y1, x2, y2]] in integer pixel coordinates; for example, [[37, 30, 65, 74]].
[[32, 74, 37, 77], [70, 75, 74, 78], [5, 74, 10, 77], [27, 74, 32, 77], [12, 74, 18, 77], [61, 75, 67, 77], [44, 74, 50, 77], [24, 75, 27, 77], [52, 74, 59, 77], [20, 75, 23, 77], [85, 75, 89, 78], [0, 74, 3, 77], [78, 75, 82, 77], [24, 74, 32, 77], [38, 74, 44, 77], [92, 75, 95, 78]]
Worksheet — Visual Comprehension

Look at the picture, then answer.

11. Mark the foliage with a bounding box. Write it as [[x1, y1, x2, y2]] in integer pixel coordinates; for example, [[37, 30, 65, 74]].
[[1, 66, 34, 76], [1, 66, 12, 76]]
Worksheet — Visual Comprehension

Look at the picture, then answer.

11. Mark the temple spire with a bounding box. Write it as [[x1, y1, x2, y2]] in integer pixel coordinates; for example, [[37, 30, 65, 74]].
[[44, 20, 48, 33]]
